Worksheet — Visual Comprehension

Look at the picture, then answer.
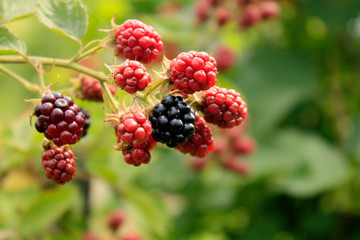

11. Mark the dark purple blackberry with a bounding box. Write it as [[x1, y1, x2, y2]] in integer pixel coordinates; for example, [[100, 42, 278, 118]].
[[80, 108, 91, 139], [149, 95, 196, 148], [33, 92, 85, 146]]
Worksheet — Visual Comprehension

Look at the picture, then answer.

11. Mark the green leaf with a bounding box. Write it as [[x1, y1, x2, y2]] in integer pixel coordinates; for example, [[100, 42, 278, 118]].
[[250, 129, 351, 197], [0, 26, 26, 55], [36, 0, 88, 41], [123, 186, 170, 238], [234, 50, 317, 138], [0, 0, 37, 23], [20, 186, 76, 238]]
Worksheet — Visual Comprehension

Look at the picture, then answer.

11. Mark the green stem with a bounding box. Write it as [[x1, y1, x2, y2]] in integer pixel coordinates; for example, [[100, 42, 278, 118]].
[[0, 55, 109, 83], [0, 64, 42, 95], [38, 62, 45, 91], [74, 37, 113, 62], [143, 78, 166, 98], [100, 81, 118, 113], [74, 45, 104, 62], [136, 92, 153, 105]]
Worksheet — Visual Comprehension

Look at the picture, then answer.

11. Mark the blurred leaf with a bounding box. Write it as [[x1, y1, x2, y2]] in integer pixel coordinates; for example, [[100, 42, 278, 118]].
[[0, 26, 26, 55], [20, 185, 77, 238], [251, 129, 350, 197], [300, 0, 360, 32], [0, 0, 36, 23], [123, 186, 170, 238], [235, 50, 317, 137], [36, 0, 88, 41], [348, 115, 360, 160]]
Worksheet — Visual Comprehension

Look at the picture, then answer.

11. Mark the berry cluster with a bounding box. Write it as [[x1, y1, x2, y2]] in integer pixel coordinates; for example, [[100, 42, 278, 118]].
[[169, 51, 217, 94], [115, 60, 152, 94], [34, 92, 86, 146], [115, 19, 164, 63], [29, 19, 250, 178], [194, 0, 280, 29], [190, 122, 256, 175], [105, 21, 248, 166], [32, 92, 93, 184], [149, 95, 196, 148], [80, 76, 116, 102]]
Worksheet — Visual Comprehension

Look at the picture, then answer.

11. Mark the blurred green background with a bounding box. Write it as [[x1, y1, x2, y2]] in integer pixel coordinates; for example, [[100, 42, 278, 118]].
[[1, 0, 360, 239]]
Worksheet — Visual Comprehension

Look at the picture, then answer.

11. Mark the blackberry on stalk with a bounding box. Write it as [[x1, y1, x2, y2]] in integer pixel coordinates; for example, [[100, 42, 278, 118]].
[[149, 95, 196, 148]]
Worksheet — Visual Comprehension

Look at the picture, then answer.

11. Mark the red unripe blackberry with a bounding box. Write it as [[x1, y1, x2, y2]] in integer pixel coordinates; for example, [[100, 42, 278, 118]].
[[149, 95, 196, 148], [215, 6, 230, 26], [122, 233, 142, 240], [81, 76, 116, 102], [240, 5, 262, 28], [121, 136, 157, 167], [260, 1, 280, 19], [115, 61, 151, 94], [214, 46, 236, 71], [170, 51, 217, 94], [34, 92, 86, 146], [115, 110, 152, 145], [41, 147, 76, 184], [116, 19, 164, 63], [176, 114, 215, 158], [202, 86, 247, 128], [107, 210, 126, 232], [195, 0, 211, 23]]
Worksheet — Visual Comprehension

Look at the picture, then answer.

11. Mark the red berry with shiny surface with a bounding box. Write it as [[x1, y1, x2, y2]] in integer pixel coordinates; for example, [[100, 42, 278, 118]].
[[115, 60, 151, 94], [176, 114, 215, 158], [115, 110, 152, 145], [41, 147, 76, 184], [202, 86, 247, 128], [170, 51, 217, 94], [116, 19, 163, 63]]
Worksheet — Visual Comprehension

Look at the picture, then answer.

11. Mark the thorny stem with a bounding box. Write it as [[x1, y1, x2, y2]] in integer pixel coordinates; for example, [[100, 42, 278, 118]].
[[0, 55, 109, 83], [0, 64, 42, 95]]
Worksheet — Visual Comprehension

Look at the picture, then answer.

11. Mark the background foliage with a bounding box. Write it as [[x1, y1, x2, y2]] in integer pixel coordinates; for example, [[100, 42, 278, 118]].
[[0, 0, 360, 239]]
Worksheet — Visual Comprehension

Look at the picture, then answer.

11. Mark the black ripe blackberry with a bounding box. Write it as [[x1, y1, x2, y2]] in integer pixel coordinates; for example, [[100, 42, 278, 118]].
[[149, 95, 196, 148], [33, 92, 85, 146], [80, 108, 91, 139]]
